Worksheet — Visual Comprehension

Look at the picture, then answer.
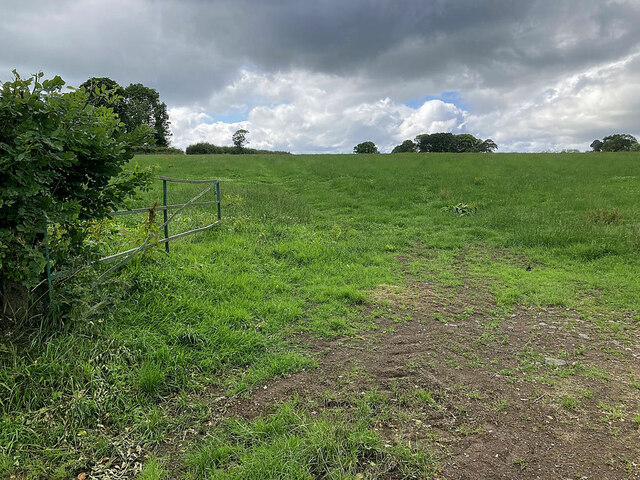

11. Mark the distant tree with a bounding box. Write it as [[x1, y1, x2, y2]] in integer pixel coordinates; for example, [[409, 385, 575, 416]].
[[391, 139, 416, 153], [120, 83, 171, 147], [80, 78, 171, 148], [453, 134, 483, 152], [353, 141, 379, 154], [415, 133, 456, 153], [415, 132, 497, 153], [232, 129, 249, 153], [186, 141, 290, 155], [600, 134, 638, 152], [590, 139, 604, 152], [478, 138, 498, 153]]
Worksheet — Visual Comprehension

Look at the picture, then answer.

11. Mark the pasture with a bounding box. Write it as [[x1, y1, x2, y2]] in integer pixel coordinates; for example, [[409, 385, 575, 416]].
[[2, 152, 640, 479]]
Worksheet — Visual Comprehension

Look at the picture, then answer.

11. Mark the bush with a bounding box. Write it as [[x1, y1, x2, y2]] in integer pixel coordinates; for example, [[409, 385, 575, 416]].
[[131, 145, 184, 155], [186, 142, 234, 154], [0, 71, 154, 316], [185, 142, 290, 155]]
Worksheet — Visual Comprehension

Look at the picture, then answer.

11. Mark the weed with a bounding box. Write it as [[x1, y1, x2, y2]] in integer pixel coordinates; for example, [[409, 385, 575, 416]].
[[442, 202, 478, 216], [588, 208, 622, 224], [599, 402, 625, 423], [492, 398, 510, 413], [434, 312, 447, 323], [404, 360, 421, 374], [560, 395, 580, 410], [580, 389, 594, 399], [513, 457, 528, 470], [467, 390, 482, 400], [456, 423, 482, 436], [413, 388, 439, 407]]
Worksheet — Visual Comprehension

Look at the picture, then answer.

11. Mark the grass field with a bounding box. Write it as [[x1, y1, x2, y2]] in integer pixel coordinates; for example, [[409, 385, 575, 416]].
[[1, 152, 639, 479]]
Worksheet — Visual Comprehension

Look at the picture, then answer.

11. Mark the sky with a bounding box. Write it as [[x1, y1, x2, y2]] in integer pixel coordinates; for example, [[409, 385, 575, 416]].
[[1, 0, 640, 153]]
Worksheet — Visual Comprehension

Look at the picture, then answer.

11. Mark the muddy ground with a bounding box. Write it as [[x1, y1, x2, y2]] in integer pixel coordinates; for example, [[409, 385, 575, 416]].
[[163, 255, 640, 479]]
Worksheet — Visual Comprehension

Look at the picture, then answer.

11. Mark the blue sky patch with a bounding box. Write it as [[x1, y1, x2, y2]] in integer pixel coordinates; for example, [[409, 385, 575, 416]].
[[404, 91, 468, 110], [201, 111, 249, 124]]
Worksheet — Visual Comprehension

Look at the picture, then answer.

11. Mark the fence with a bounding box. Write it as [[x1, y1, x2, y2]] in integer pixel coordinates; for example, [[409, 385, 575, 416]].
[[44, 175, 221, 301]]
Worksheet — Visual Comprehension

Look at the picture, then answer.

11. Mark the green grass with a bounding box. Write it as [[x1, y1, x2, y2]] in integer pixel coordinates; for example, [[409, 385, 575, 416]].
[[1, 152, 639, 477], [185, 399, 438, 479]]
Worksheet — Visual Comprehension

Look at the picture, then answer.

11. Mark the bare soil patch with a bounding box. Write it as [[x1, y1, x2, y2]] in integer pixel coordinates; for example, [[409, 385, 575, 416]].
[[163, 253, 640, 479]]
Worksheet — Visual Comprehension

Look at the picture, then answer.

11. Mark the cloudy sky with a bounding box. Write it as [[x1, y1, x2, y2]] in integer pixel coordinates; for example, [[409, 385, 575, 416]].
[[2, 0, 640, 153]]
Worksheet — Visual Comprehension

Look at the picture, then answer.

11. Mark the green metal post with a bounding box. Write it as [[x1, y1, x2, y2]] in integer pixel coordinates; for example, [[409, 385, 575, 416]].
[[44, 220, 53, 305], [216, 181, 221, 222], [163, 179, 169, 253]]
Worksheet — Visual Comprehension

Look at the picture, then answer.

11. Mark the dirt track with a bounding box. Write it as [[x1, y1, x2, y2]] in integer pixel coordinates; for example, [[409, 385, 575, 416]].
[[222, 260, 640, 479]]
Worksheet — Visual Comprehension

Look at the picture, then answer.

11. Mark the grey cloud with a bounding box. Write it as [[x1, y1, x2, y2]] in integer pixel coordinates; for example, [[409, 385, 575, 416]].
[[2, 0, 640, 151], [160, 0, 640, 100], [3, 0, 640, 106]]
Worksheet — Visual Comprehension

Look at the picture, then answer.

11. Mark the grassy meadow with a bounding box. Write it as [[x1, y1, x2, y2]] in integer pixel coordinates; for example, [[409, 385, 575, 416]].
[[1, 152, 639, 478]]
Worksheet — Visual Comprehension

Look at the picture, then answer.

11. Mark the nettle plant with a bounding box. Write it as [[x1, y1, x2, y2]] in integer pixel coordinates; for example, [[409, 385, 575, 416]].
[[0, 71, 154, 313]]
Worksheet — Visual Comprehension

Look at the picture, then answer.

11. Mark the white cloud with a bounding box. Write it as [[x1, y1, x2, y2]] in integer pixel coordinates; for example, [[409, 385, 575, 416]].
[[169, 53, 640, 154], [465, 51, 640, 151], [398, 101, 467, 141], [169, 70, 467, 153]]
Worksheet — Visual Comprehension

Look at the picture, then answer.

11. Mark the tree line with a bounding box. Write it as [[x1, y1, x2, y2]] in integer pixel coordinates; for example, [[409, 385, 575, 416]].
[[185, 142, 290, 155], [186, 129, 290, 155], [590, 134, 639, 152], [354, 133, 498, 154]]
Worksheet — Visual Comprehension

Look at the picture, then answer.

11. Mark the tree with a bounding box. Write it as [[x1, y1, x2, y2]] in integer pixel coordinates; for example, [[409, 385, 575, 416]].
[[601, 134, 638, 152], [590, 139, 604, 152], [415, 133, 456, 152], [453, 134, 483, 152], [232, 129, 249, 153], [0, 71, 154, 318], [353, 141, 379, 154], [80, 78, 172, 148], [391, 140, 416, 153], [415, 132, 497, 153], [121, 83, 171, 147], [478, 138, 498, 153]]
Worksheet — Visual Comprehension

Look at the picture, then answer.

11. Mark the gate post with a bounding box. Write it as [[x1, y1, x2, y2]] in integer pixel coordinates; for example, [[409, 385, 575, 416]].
[[163, 179, 169, 253]]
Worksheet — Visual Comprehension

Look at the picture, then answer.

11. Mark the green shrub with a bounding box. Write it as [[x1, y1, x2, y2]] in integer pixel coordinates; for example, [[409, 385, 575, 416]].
[[185, 141, 290, 155], [0, 71, 154, 313], [131, 145, 184, 155]]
